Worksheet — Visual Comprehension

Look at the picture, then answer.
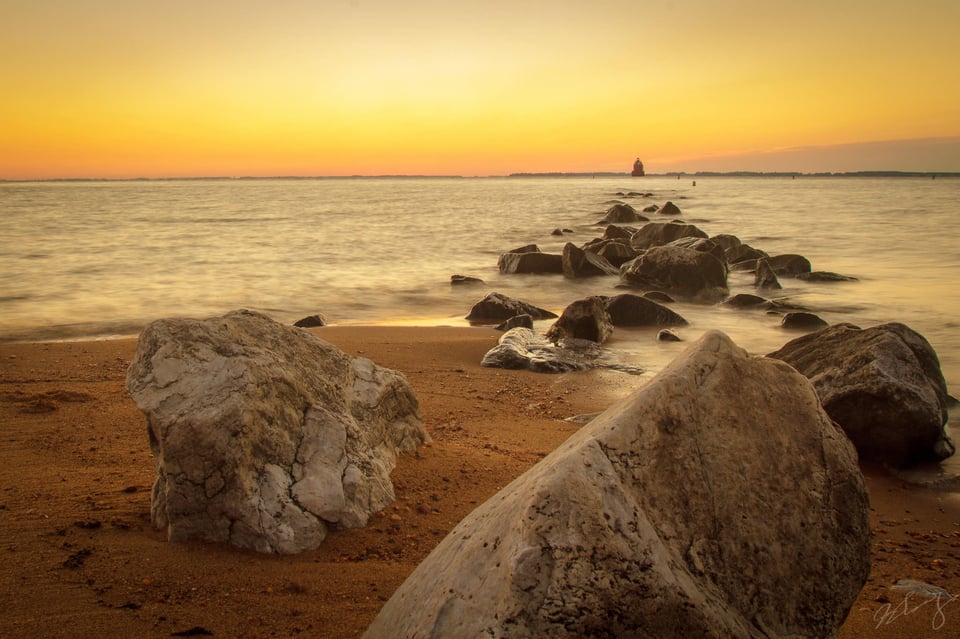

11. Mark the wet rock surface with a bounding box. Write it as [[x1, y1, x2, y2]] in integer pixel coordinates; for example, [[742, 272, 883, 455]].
[[621, 244, 729, 301], [545, 296, 614, 344], [481, 327, 640, 374], [603, 293, 687, 327], [465, 292, 558, 323]]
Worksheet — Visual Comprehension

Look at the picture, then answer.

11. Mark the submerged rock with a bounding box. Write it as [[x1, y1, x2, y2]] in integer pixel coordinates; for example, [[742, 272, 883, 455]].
[[657, 328, 682, 342], [561, 242, 619, 278], [450, 274, 485, 286], [781, 311, 829, 330], [587, 239, 638, 267], [643, 290, 675, 303], [465, 292, 558, 323], [796, 271, 858, 282], [498, 250, 564, 274], [657, 200, 682, 217], [769, 322, 954, 466], [366, 331, 870, 638], [768, 253, 812, 276], [723, 293, 769, 308], [125, 310, 428, 554], [754, 257, 782, 290], [604, 293, 687, 327], [598, 202, 647, 224]]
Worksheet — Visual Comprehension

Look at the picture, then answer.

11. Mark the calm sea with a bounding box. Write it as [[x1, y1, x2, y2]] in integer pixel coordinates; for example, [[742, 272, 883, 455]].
[[2, 175, 959, 395]]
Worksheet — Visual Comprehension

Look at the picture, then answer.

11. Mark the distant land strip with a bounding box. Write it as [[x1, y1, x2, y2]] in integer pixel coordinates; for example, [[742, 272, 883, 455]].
[[2, 171, 959, 183]]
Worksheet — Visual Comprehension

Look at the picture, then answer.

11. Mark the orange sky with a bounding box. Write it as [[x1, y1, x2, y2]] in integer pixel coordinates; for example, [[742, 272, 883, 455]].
[[2, 0, 959, 178]]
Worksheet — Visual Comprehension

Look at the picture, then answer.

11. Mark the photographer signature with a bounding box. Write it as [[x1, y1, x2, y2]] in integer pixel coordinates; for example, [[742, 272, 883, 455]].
[[874, 579, 958, 630]]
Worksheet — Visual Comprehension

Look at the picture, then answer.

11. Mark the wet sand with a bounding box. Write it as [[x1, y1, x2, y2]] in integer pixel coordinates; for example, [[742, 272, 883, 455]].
[[1, 326, 958, 638]]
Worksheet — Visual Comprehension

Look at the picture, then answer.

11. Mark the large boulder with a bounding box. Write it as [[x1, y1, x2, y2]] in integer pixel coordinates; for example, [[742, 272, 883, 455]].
[[366, 331, 871, 638], [621, 244, 729, 301], [465, 292, 558, 323], [630, 220, 708, 250], [125, 310, 428, 554], [604, 293, 688, 327], [545, 296, 614, 344], [768, 322, 954, 466]]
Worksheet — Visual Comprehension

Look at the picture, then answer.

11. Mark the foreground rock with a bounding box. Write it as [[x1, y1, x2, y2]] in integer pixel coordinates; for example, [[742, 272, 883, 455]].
[[126, 310, 428, 554], [367, 331, 870, 638], [769, 322, 954, 466]]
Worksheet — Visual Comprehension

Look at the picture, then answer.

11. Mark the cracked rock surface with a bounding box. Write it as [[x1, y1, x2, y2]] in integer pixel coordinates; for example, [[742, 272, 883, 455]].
[[365, 330, 870, 638], [126, 309, 428, 554]]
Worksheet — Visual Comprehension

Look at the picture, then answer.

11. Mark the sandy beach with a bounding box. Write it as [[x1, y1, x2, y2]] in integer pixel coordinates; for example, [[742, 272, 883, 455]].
[[2, 326, 959, 638]]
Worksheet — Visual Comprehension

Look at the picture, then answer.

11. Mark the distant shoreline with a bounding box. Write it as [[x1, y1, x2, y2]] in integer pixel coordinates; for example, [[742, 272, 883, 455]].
[[2, 171, 959, 183]]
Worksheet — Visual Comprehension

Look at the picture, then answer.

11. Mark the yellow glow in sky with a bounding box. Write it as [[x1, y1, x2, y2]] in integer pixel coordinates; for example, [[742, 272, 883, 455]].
[[2, 0, 959, 178]]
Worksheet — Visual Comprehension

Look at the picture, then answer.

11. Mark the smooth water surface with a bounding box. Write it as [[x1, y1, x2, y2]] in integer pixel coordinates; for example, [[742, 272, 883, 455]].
[[2, 175, 959, 393]]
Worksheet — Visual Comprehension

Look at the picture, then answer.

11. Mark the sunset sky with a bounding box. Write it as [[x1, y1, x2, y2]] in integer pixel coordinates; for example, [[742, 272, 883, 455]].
[[2, 0, 958, 179]]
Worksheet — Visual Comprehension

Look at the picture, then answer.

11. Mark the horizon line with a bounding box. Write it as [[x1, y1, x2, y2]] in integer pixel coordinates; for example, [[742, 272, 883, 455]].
[[3, 169, 959, 183]]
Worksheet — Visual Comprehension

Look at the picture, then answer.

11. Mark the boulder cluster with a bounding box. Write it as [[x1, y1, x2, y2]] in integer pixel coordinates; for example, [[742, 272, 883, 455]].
[[465, 197, 862, 371], [474, 198, 858, 334], [465, 194, 954, 468]]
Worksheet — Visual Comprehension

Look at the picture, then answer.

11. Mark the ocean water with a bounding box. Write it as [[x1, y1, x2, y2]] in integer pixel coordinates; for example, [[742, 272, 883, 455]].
[[2, 175, 959, 396]]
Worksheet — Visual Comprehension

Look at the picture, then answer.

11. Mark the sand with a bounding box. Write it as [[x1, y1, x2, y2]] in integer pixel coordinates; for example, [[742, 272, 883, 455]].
[[1, 326, 959, 638]]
